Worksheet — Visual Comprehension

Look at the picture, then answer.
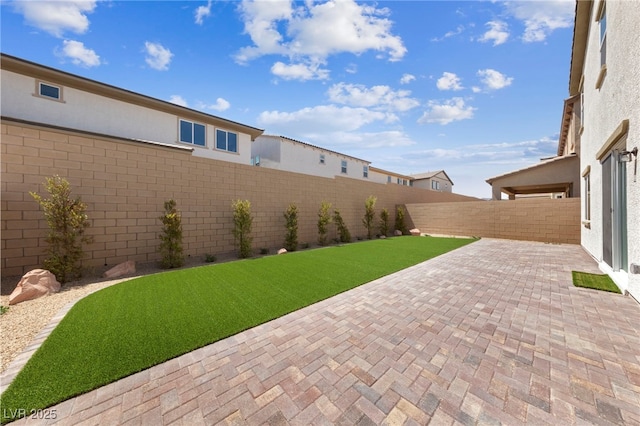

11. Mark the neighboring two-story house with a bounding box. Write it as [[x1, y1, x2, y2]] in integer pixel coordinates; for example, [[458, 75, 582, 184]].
[[1, 53, 264, 164], [251, 135, 372, 181], [571, 0, 639, 301], [411, 170, 454, 193]]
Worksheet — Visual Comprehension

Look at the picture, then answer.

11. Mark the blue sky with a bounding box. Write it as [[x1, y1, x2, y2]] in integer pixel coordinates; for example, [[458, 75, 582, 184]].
[[1, 0, 576, 198]]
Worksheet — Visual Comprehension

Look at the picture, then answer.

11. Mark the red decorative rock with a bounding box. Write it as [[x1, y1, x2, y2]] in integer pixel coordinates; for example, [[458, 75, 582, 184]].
[[103, 260, 136, 279], [9, 269, 61, 305], [277, 248, 288, 255], [410, 228, 421, 236]]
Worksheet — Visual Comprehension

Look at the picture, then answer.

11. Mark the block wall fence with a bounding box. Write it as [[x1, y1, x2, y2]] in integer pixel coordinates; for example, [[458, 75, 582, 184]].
[[1, 120, 478, 277], [405, 198, 581, 245]]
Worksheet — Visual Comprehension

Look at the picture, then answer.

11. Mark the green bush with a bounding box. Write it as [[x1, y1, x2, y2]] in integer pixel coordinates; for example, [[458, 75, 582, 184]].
[[0, 305, 8, 315], [333, 209, 351, 243], [260, 248, 269, 255], [395, 205, 408, 235], [379, 208, 390, 237], [232, 199, 253, 258], [283, 203, 299, 251], [30, 176, 92, 283], [317, 201, 332, 246], [204, 253, 216, 263], [362, 195, 377, 239], [158, 200, 184, 269]]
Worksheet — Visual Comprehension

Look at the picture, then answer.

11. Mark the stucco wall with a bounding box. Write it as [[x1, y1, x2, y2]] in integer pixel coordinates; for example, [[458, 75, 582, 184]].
[[579, 1, 640, 299], [1, 69, 254, 165], [1, 120, 477, 277], [405, 198, 580, 244]]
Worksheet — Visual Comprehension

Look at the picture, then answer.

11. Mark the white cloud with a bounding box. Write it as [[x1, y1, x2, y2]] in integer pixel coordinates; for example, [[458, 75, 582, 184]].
[[504, 0, 574, 42], [57, 40, 100, 67], [327, 83, 419, 112], [13, 0, 97, 37], [169, 95, 188, 107], [477, 69, 513, 91], [418, 97, 475, 125], [236, 0, 406, 79], [257, 105, 390, 134], [400, 73, 415, 85], [198, 98, 231, 112], [431, 25, 464, 42], [478, 20, 509, 46], [144, 42, 173, 71], [195, 0, 212, 25], [436, 72, 463, 91], [309, 130, 416, 150], [345, 63, 358, 74], [271, 61, 330, 81]]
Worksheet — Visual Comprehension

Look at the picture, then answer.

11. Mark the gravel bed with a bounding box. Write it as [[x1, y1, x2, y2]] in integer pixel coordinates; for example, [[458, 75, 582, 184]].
[[0, 254, 236, 374]]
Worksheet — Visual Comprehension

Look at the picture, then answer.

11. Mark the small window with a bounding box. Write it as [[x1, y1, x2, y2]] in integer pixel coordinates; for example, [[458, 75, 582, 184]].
[[341, 160, 347, 174], [387, 176, 391, 183], [431, 180, 441, 190], [216, 129, 238, 153], [320, 154, 325, 164], [37, 81, 63, 101], [179, 119, 206, 146], [584, 172, 591, 221], [403, 179, 408, 186], [599, 4, 607, 66], [363, 165, 368, 178], [397, 177, 401, 184]]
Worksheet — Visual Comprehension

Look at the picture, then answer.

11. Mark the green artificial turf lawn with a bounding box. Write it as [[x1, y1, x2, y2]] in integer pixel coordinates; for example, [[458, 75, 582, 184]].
[[572, 271, 621, 294], [0, 236, 474, 423]]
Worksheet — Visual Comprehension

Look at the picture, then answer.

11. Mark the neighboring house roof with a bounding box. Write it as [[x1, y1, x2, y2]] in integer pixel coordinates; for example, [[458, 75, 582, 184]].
[[486, 153, 578, 183], [261, 134, 371, 164], [557, 94, 580, 156], [0, 53, 264, 140], [411, 170, 454, 185], [368, 166, 413, 180]]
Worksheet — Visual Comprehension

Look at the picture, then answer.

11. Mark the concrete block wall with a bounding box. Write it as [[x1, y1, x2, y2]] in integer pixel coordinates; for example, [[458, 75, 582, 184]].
[[1, 120, 478, 277], [405, 198, 581, 244]]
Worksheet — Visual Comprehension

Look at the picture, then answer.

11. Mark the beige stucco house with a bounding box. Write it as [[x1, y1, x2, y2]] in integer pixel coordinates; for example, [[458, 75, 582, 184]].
[[368, 166, 414, 186], [570, 0, 639, 301], [411, 170, 453, 193]]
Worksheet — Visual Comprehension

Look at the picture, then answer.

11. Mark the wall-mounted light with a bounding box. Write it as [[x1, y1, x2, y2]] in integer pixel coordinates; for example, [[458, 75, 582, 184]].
[[620, 147, 637, 162]]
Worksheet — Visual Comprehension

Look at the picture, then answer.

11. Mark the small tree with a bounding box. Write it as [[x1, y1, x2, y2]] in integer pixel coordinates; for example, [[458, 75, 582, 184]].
[[283, 203, 299, 251], [379, 208, 390, 237], [317, 201, 332, 246], [30, 175, 92, 283], [395, 205, 408, 235], [232, 199, 253, 258], [362, 195, 377, 239], [333, 209, 351, 243], [158, 199, 184, 269]]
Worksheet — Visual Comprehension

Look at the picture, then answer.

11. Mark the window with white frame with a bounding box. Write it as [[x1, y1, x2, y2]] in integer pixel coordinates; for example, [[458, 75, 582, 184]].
[[431, 180, 440, 190], [320, 154, 325, 164], [216, 129, 238, 153], [341, 160, 347, 174], [363, 165, 368, 178], [387, 176, 391, 183], [598, 3, 607, 67], [37, 81, 62, 101], [179, 119, 206, 146], [397, 177, 401, 184], [584, 171, 591, 222]]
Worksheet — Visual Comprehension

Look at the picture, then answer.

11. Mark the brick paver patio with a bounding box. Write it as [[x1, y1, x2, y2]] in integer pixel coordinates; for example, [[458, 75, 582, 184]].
[[9, 238, 640, 425]]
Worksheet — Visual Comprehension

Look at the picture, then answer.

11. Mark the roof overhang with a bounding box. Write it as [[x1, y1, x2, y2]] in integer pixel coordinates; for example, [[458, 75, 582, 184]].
[[557, 94, 580, 156], [568, 1, 594, 96]]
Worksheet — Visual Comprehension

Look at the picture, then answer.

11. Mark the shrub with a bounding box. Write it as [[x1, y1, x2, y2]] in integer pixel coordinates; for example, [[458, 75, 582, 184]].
[[204, 253, 216, 263], [362, 195, 377, 239], [158, 200, 184, 269], [232, 199, 253, 258], [300, 242, 310, 249], [333, 209, 351, 243], [30, 176, 92, 283], [283, 203, 299, 251], [260, 248, 269, 255], [395, 205, 408, 235], [317, 201, 332, 246], [379, 208, 390, 237], [0, 305, 8, 315]]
